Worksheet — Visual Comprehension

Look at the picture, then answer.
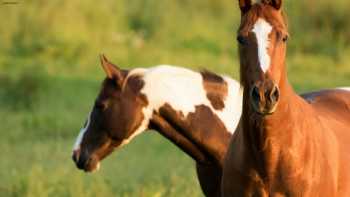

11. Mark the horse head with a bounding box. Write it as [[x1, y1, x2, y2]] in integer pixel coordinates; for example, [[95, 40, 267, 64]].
[[237, 0, 288, 115], [72, 55, 148, 172]]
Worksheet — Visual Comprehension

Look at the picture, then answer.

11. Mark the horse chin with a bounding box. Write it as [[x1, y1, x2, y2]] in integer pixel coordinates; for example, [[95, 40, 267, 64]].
[[265, 103, 279, 115], [253, 105, 278, 116], [84, 157, 101, 173]]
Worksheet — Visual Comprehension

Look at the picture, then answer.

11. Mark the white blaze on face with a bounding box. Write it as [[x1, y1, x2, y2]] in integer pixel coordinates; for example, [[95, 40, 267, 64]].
[[252, 18, 273, 73], [73, 111, 92, 151]]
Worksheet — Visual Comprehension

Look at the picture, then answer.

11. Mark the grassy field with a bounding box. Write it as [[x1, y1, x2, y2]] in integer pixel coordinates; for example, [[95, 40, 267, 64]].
[[1, 0, 350, 196]]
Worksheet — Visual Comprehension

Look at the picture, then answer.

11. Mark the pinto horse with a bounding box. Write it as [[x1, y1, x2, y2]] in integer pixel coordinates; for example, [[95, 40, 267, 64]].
[[72, 55, 242, 197], [222, 0, 350, 196]]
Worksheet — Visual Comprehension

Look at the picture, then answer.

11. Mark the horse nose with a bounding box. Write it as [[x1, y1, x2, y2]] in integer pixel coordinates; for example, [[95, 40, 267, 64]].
[[73, 149, 90, 170], [250, 82, 279, 115], [251, 85, 261, 104], [267, 84, 280, 108], [72, 149, 80, 164]]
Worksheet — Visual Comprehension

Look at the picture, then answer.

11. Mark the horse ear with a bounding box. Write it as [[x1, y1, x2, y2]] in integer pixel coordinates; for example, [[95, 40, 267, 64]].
[[100, 54, 124, 86], [263, 0, 282, 10], [238, 0, 252, 13]]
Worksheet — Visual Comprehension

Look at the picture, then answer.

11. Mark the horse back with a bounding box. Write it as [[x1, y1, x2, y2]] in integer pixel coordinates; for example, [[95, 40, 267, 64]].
[[303, 89, 350, 195], [302, 89, 350, 123]]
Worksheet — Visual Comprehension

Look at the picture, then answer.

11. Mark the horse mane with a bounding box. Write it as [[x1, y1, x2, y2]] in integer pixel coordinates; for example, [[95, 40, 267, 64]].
[[200, 69, 225, 84], [121, 68, 147, 91]]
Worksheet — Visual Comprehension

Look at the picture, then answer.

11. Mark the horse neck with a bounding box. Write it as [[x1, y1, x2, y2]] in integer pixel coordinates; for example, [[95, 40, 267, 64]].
[[140, 67, 238, 167], [242, 64, 315, 179], [149, 104, 231, 167], [148, 114, 210, 165]]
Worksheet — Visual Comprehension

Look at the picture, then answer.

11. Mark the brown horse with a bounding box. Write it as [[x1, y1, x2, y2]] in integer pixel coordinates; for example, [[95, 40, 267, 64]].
[[222, 0, 350, 196], [72, 55, 243, 197]]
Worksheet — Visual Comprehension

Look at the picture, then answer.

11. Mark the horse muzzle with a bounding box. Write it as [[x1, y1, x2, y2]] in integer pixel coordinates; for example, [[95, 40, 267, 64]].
[[250, 81, 280, 115], [72, 149, 100, 172]]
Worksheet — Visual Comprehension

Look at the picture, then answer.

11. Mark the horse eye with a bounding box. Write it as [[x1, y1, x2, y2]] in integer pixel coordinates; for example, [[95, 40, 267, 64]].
[[95, 102, 107, 110], [237, 35, 248, 45], [282, 35, 288, 42]]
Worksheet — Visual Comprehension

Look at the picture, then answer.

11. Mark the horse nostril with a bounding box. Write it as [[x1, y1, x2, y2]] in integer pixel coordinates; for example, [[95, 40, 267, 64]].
[[251, 86, 261, 102], [269, 85, 280, 103]]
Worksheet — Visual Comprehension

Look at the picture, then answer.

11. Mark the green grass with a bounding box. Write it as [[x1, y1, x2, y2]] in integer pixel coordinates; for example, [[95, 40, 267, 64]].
[[0, 77, 201, 197], [0, 0, 350, 196], [0, 134, 201, 197], [0, 135, 201, 197]]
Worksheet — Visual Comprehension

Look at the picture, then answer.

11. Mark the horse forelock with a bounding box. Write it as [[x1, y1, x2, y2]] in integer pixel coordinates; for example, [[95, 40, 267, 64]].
[[239, 3, 288, 43]]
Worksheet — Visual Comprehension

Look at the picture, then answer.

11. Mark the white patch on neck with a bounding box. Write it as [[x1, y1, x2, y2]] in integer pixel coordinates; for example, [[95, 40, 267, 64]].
[[73, 111, 91, 151], [252, 18, 273, 73], [119, 69, 150, 146], [138, 65, 243, 134], [220, 76, 243, 133], [119, 113, 150, 147]]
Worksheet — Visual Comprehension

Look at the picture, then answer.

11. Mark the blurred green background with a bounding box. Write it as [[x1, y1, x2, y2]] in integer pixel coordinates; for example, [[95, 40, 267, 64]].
[[0, 0, 349, 196]]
